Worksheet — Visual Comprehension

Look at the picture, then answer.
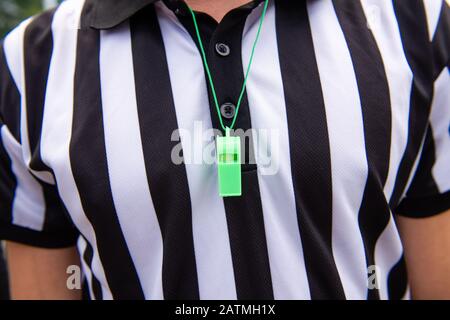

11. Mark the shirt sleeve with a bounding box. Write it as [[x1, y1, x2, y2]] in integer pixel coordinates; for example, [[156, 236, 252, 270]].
[[395, 1, 450, 218], [0, 31, 78, 248]]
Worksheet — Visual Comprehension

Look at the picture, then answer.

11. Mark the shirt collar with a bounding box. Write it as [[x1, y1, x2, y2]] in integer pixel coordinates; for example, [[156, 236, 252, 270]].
[[90, 0, 266, 30], [90, 0, 161, 29]]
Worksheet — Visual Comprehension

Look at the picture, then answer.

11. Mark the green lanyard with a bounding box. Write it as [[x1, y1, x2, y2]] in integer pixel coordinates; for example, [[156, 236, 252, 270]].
[[187, 0, 270, 131], [188, 0, 270, 197]]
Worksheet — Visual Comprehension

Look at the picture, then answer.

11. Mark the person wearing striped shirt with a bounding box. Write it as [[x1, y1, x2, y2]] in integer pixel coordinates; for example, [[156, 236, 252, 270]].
[[0, 0, 449, 300]]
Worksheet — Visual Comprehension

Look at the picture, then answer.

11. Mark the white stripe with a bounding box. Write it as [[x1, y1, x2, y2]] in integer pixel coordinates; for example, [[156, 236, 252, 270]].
[[77, 237, 95, 300], [308, 0, 368, 300], [361, 0, 413, 299], [40, 0, 111, 300], [402, 285, 411, 300], [243, 2, 310, 300], [423, 0, 444, 40], [100, 23, 164, 300], [156, 2, 237, 300], [1, 126, 45, 230], [371, 217, 403, 299], [430, 68, 450, 192]]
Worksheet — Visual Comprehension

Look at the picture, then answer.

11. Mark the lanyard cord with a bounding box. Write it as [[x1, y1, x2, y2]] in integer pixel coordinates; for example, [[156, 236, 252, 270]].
[[188, 0, 270, 131]]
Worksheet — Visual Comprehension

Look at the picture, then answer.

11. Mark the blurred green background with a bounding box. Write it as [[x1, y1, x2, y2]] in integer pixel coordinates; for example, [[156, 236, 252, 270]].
[[0, 0, 62, 38]]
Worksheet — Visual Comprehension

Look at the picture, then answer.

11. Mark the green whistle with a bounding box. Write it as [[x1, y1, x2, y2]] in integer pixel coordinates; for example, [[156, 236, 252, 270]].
[[217, 128, 242, 197]]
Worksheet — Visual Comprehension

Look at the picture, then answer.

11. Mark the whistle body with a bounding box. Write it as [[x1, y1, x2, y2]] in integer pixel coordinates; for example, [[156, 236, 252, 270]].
[[216, 133, 242, 197]]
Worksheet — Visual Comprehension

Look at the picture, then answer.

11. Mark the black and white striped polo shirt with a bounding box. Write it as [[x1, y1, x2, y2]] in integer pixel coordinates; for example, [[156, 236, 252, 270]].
[[0, 0, 449, 300]]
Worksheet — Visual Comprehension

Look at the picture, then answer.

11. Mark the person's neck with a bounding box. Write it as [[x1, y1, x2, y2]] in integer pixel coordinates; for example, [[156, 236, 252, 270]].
[[185, 0, 251, 22]]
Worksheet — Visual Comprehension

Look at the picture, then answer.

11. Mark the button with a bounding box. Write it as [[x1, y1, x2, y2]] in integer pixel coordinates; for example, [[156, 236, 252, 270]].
[[220, 103, 236, 119], [215, 43, 231, 57], [174, 7, 187, 16]]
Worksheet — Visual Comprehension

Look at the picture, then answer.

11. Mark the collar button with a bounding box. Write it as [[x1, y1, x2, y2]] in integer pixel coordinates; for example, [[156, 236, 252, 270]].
[[215, 43, 231, 57], [220, 103, 236, 119]]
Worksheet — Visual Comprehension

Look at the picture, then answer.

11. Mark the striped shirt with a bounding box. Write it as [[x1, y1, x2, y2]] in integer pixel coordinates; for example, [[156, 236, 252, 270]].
[[0, 0, 449, 300]]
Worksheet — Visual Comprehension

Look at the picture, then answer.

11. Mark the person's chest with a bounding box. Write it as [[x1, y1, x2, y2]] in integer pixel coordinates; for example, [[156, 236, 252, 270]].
[[38, 0, 432, 223]]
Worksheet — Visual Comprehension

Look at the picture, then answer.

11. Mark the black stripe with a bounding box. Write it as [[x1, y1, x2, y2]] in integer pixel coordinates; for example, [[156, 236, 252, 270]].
[[175, 4, 274, 299], [431, 1, 450, 79], [400, 127, 439, 199], [130, 6, 199, 300], [0, 123, 16, 224], [207, 8, 274, 300], [70, 2, 145, 299], [23, 9, 56, 174], [0, 42, 18, 225], [0, 43, 21, 142], [176, 1, 260, 169], [222, 175, 274, 300], [0, 245, 9, 300], [82, 238, 103, 300], [333, 0, 392, 300], [82, 279, 91, 300], [396, 191, 450, 218], [387, 254, 408, 300], [41, 181, 78, 243], [276, 0, 345, 300]]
